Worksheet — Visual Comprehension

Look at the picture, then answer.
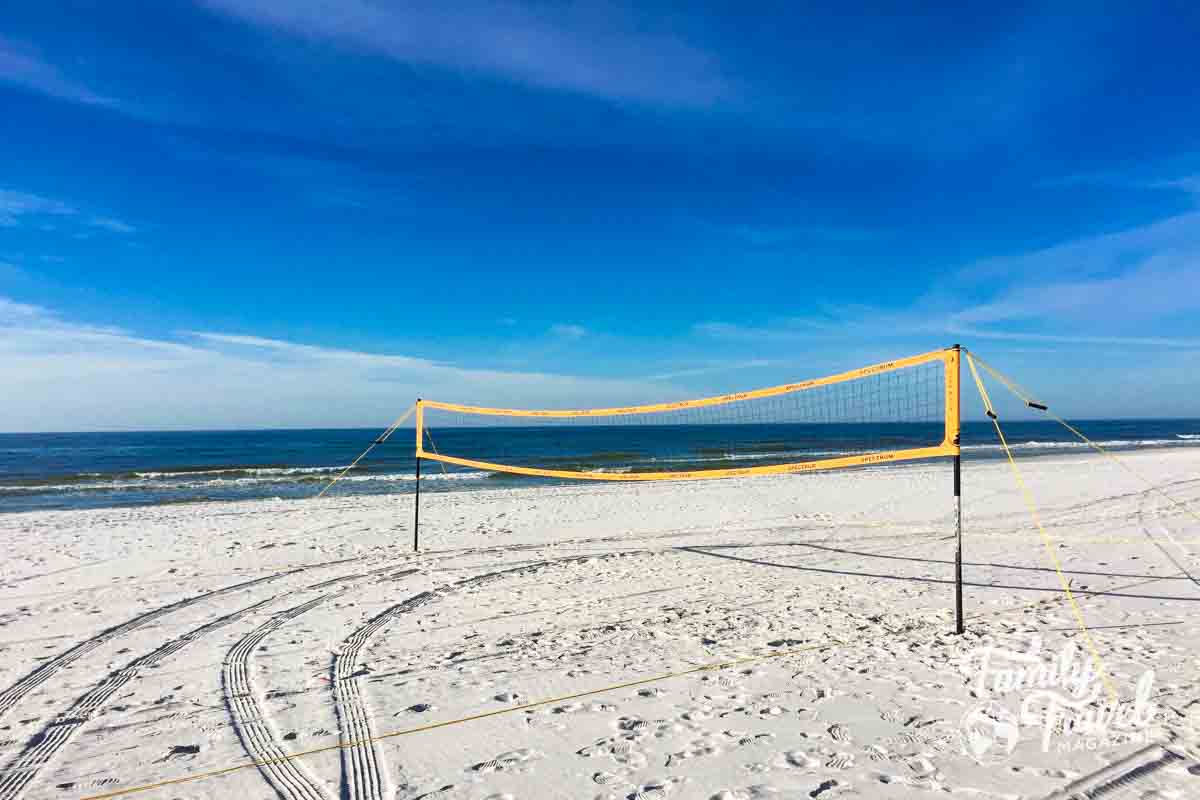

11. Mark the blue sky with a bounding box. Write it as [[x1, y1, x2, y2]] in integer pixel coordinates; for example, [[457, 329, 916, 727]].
[[2, 2, 1199, 430]]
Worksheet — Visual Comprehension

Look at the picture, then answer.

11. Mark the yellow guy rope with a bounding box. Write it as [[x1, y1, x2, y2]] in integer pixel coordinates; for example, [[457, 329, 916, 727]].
[[968, 353, 1200, 528], [78, 640, 839, 800], [315, 405, 416, 499], [964, 352, 1118, 704], [969, 353, 1199, 593]]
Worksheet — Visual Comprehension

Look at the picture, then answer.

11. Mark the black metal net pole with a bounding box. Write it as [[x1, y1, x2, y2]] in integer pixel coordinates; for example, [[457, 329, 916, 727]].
[[954, 452, 963, 634], [952, 345, 964, 635], [413, 454, 421, 553], [413, 398, 421, 553]]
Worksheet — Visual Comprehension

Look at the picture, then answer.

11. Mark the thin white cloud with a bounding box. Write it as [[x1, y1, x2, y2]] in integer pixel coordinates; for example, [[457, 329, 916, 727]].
[[0, 189, 75, 227], [692, 317, 848, 343], [1, 300, 685, 431], [0, 296, 49, 321], [1149, 175, 1200, 194], [548, 323, 587, 340], [0, 187, 135, 235], [943, 325, 1200, 349], [87, 216, 137, 234], [0, 36, 116, 107], [646, 359, 773, 381], [197, 0, 731, 107], [957, 210, 1200, 286], [696, 209, 1200, 351], [950, 255, 1200, 326]]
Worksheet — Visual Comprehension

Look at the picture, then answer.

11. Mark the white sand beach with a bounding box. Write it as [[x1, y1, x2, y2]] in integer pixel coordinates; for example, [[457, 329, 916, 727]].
[[1, 449, 1198, 799]]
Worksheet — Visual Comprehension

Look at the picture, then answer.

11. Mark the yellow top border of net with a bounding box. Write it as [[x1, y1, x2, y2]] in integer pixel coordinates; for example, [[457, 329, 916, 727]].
[[422, 348, 953, 418]]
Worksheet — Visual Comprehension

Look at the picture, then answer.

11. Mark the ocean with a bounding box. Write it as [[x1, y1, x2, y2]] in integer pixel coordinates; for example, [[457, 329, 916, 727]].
[[1, 420, 1198, 513]]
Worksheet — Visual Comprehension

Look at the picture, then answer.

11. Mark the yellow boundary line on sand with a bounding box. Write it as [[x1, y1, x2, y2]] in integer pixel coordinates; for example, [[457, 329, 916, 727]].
[[78, 640, 840, 800]]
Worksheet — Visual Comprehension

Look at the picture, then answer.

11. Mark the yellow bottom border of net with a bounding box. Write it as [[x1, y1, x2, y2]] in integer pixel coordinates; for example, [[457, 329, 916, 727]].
[[417, 443, 958, 482]]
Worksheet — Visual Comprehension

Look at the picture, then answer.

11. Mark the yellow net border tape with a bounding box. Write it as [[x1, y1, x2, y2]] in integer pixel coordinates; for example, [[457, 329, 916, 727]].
[[416, 347, 960, 480], [419, 444, 957, 482], [423, 348, 953, 417]]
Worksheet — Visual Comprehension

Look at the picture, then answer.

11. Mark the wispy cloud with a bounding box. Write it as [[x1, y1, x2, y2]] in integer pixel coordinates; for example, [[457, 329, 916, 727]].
[[197, 0, 731, 107], [646, 359, 773, 381], [87, 216, 137, 234], [0, 189, 75, 227], [692, 317, 849, 343], [548, 323, 587, 340], [1038, 163, 1200, 196], [1150, 175, 1200, 195], [0, 299, 684, 431], [942, 326, 1200, 349], [957, 211, 1200, 287], [0, 36, 116, 107], [951, 255, 1200, 326], [697, 206, 1200, 352], [0, 188, 135, 234]]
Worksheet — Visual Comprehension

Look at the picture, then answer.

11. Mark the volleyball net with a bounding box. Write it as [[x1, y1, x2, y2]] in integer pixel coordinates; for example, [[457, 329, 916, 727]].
[[415, 347, 961, 481]]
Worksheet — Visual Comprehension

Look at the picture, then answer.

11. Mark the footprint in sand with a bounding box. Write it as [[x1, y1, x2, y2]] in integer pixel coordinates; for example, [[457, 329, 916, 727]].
[[579, 735, 648, 767], [808, 778, 845, 798], [826, 723, 851, 743], [729, 731, 774, 747], [778, 750, 820, 769], [610, 740, 635, 756], [881, 731, 925, 748], [665, 738, 721, 765], [906, 756, 941, 778], [825, 752, 854, 770], [706, 786, 782, 800], [413, 786, 456, 800], [470, 748, 539, 775], [799, 686, 835, 704], [925, 732, 957, 753]]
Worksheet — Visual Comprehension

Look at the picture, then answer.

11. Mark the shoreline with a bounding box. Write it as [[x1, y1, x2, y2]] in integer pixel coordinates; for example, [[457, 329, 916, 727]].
[[4, 437, 1200, 516]]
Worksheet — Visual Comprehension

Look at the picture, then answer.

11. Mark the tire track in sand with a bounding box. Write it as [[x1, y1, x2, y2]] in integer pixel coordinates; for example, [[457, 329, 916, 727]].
[[0, 557, 358, 726], [0, 596, 277, 800], [334, 552, 647, 800], [0, 562, 409, 800], [225, 568, 419, 800]]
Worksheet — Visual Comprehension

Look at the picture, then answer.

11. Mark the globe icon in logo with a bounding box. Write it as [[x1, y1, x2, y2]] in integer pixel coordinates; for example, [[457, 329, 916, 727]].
[[960, 701, 1020, 764]]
